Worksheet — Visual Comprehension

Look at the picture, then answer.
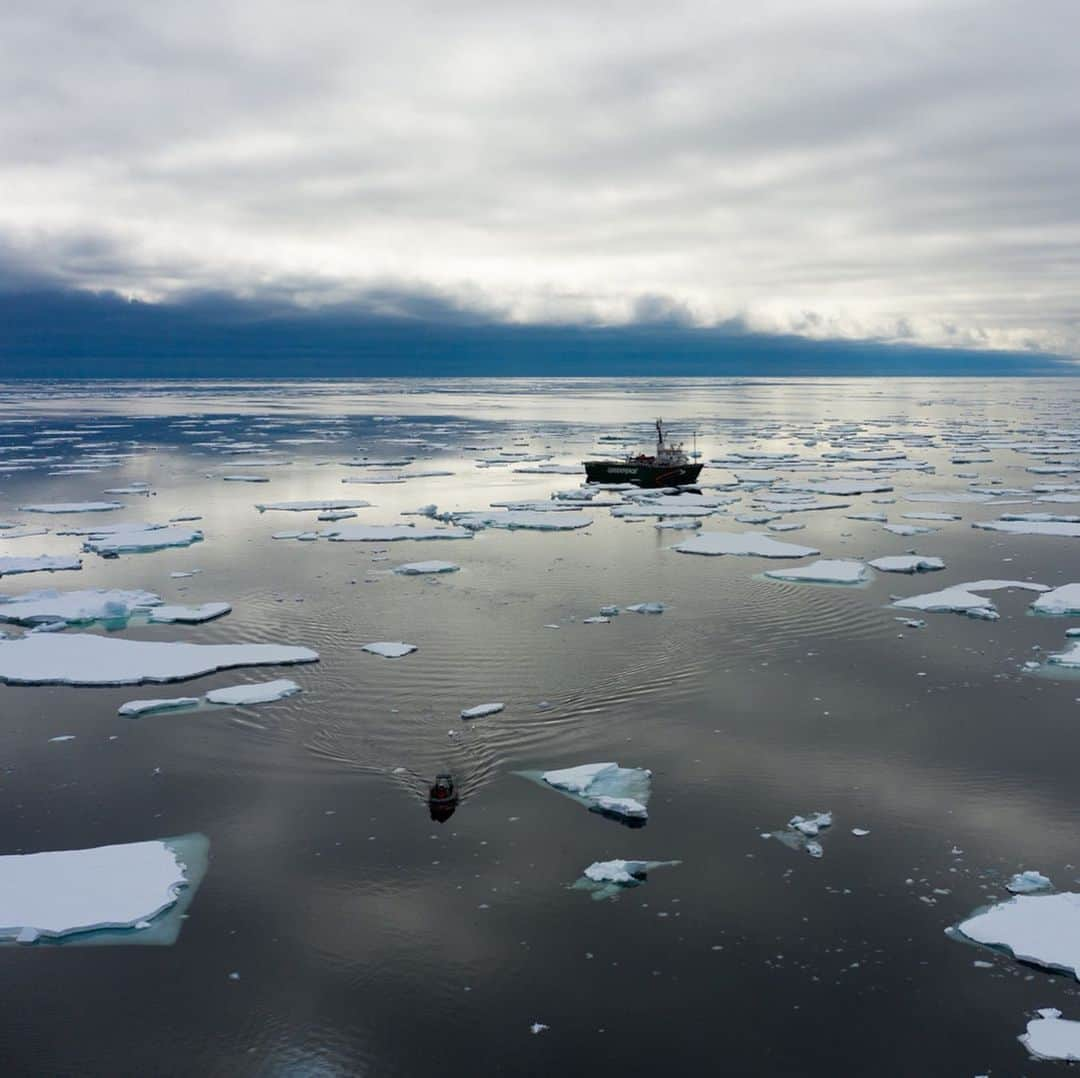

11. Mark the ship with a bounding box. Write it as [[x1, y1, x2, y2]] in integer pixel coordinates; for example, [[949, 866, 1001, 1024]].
[[584, 419, 703, 488]]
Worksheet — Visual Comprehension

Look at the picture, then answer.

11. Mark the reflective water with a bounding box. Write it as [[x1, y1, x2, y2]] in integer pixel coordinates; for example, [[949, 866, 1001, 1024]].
[[2, 378, 1080, 1075]]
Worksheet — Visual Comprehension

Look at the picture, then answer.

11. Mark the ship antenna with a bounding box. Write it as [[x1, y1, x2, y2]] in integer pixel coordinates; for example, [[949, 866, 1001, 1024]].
[[656, 417, 663, 448]]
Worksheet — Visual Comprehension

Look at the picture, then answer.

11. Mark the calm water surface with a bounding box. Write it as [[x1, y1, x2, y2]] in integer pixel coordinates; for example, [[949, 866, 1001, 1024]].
[[1, 378, 1080, 1075]]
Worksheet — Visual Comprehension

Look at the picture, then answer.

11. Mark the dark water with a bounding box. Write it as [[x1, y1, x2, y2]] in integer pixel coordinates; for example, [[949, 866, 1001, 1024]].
[[1, 378, 1080, 1075]]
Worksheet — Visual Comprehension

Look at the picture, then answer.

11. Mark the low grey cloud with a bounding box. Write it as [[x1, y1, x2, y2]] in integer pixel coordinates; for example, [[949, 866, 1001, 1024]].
[[2, 0, 1078, 353]]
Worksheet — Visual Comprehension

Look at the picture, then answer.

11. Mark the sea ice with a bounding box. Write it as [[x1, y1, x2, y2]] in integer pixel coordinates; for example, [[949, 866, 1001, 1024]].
[[868, 555, 945, 573], [118, 697, 201, 717], [901, 512, 961, 522], [361, 641, 417, 658], [1031, 584, 1080, 616], [536, 762, 652, 821], [0, 838, 196, 942], [460, 702, 504, 719], [0, 634, 318, 686], [205, 679, 301, 705], [626, 602, 665, 613], [1020, 1009, 1080, 1062], [673, 531, 819, 558], [768, 811, 833, 857], [0, 588, 161, 626], [221, 475, 269, 483], [955, 892, 1080, 978], [0, 555, 82, 577], [256, 500, 371, 512], [893, 580, 1046, 620], [148, 603, 232, 624], [763, 559, 869, 585], [1008, 870, 1053, 894], [324, 524, 473, 542], [393, 561, 460, 575], [17, 502, 124, 514], [1048, 642, 1080, 668], [84, 526, 203, 555], [573, 858, 681, 900], [973, 520, 1080, 537], [882, 523, 938, 536], [452, 510, 592, 531]]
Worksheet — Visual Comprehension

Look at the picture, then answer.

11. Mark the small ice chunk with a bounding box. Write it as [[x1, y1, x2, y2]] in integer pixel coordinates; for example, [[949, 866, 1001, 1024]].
[[118, 697, 201, 717], [148, 603, 231, 624], [361, 641, 417, 658], [852, 828, 870, 837], [790, 811, 833, 836], [626, 602, 665, 614], [205, 679, 301, 705], [583, 615, 610, 624], [1020, 1008, 1080, 1062], [460, 702, 504, 719], [868, 555, 945, 574], [1008, 870, 1052, 894], [393, 561, 460, 575]]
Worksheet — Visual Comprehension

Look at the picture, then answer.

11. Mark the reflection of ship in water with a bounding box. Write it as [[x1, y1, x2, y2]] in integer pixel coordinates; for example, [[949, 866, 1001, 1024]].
[[584, 419, 703, 488]]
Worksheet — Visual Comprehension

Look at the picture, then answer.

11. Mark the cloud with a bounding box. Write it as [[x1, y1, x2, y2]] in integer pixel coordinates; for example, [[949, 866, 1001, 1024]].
[[1, 0, 1078, 354]]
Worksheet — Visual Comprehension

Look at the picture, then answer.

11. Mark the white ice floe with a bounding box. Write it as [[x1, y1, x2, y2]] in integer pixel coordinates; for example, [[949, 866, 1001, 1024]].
[[0, 633, 318, 686], [0, 838, 194, 942], [361, 641, 417, 658], [612, 504, 715, 518], [626, 602, 665, 613], [1048, 641, 1080, 668], [511, 463, 581, 474], [573, 858, 681, 900], [674, 531, 819, 558], [452, 510, 592, 531], [84, 526, 203, 555], [118, 697, 201, 717], [205, 679, 301, 705], [324, 524, 473, 542], [17, 501, 124, 514], [955, 892, 1080, 978], [764, 559, 869, 585], [775, 479, 892, 496], [1020, 1009, 1080, 1062], [148, 603, 232, 624], [537, 762, 652, 821], [393, 561, 460, 575], [1031, 584, 1080, 616], [882, 523, 938, 536], [221, 475, 269, 483], [901, 512, 961, 522], [0, 555, 82, 577], [272, 530, 319, 540], [974, 519, 1080, 538], [847, 512, 887, 523], [768, 811, 833, 857], [893, 579, 1047, 620], [0, 588, 161, 626], [0, 526, 49, 539], [460, 702, 504, 719], [654, 518, 702, 530], [256, 499, 371, 512], [583, 615, 610, 624], [1008, 870, 1053, 894], [868, 555, 945, 574]]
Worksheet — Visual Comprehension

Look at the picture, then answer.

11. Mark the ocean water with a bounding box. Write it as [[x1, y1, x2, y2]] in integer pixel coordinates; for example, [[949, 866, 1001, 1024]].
[[1, 377, 1080, 1075]]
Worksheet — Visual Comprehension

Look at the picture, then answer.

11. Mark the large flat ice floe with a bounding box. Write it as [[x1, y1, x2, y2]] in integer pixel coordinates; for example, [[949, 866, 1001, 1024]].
[[17, 501, 124, 514], [118, 697, 201, 717], [763, 559, 869, 585], [868, 555, 945, 574], [1048, 641, 1080, 669], [973, 519, 1080, 537], [674, 531, 820, 558], [148, 603, 231, 624], [393, 561, 460, 575], [84, 525, 203, 555], [954, 892, 1080, 978], [0, 634, 318, 686], [0, 587, 160, 626], [1020, 1009, 1080, 1062], [893, 579, 1048, 620], [452, 510, 592, 531], [1030, 584, 1080, 616], [0, 555, 82, 577], [205, 679, 300, 705], [527, 762, 653, 823], [256, 499, 371, 512], [0, 835, 208, 945]]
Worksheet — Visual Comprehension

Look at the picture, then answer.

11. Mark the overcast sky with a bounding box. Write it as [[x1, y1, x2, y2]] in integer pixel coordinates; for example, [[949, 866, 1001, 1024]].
[[2, 0, 1079, 354]]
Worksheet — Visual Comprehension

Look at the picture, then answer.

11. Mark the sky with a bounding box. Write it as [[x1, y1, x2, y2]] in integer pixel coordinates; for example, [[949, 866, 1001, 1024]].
[[2, 0, 1079, 369]]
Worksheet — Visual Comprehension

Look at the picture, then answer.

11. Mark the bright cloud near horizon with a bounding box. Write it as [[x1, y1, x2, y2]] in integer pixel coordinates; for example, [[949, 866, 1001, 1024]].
[[2, 0, 1079, 354]]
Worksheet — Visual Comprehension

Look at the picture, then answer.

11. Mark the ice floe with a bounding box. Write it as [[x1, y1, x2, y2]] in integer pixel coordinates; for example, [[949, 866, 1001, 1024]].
[[768, 812, 833, 857], [868, 555, 945, 574], [84, 526, 203, 555], [1020, 1009, 1080, 1062], [893, 579, 1048, 620], [1008, 870, 1053, 894], [17, 501, 124, 514], [673, 531, 819, 558], [361, 641, 417, 658], [0, 837, 204, 944], [0, 634, 318, 685], [393, 561, 460, 575], [764, 559, 869, 585], [973, 519, 1080, 537], [882, 523, 938, 536], [533, 762, 652, 822], [954, 892, 1080, 978], [626, 602, 665, 613], [205, 679, 301, 705], [0, 555, 82, 577], [451, 510, 592, 531], [901, 511, 961, 522], [573, 859, 680, 900], [118, 697, 201, 717], [0, 588, 161, 627], [324, 524, 473, 542], [460, 702, 504, 719], [1048, 641, 1080, 669], [148, 603, 232, 624], [1031, 584, 1080, 616], [256, 499, 371, 512]]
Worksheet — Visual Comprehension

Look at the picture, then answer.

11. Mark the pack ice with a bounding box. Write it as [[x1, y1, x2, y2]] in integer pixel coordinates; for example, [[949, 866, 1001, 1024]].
[[0, 555, 82, 577], [536, 762, 652, 822], [764, 560, 869, 585], [0, 838, 198, 943], [955, 892, 1080, 979], [674, 531, 819, 558], [0, 634, 318, 686]]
